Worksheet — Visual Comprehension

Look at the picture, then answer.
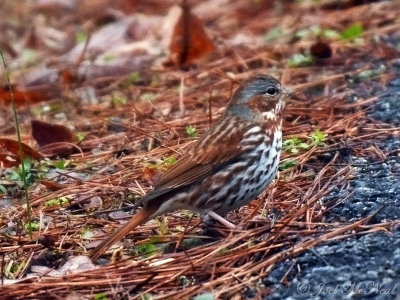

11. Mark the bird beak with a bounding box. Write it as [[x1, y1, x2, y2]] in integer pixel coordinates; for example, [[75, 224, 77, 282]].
[[282, 87, 294, 97]]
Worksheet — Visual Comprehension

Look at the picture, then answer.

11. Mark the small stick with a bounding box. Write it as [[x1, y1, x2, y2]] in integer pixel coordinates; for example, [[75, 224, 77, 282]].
[[208, 211, 236, 229]]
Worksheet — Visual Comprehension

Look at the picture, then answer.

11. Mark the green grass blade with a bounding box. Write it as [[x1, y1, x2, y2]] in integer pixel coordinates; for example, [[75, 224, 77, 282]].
[[0, 49, 33, 237]]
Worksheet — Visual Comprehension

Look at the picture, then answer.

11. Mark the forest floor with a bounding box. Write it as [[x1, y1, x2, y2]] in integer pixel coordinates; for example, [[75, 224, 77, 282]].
[[0, 0, 399, 299]]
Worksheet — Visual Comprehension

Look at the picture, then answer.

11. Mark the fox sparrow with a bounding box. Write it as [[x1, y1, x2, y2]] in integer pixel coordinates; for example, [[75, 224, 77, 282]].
[[91, 74, 292, 260]]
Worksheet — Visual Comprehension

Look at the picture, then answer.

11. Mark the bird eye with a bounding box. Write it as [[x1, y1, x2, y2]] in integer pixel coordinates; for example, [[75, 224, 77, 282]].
[[265, 86, 278, 96]]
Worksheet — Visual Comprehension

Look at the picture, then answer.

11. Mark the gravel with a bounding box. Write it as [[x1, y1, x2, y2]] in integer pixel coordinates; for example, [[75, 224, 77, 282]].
[[263, 68, 400, 299]]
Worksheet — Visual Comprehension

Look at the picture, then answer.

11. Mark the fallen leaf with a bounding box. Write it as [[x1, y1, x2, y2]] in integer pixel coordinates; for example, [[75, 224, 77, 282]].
[[134, 101, 154, 117], [60, 68, 79, 85], [168, 0, 215, 67], [0, 84, 61, 106], [82, 196, 103, 210], [31, 119, 77, 147], [310, 40, 332, 59], [30, 255, 96, 277], [108, 210, 131, 221], [38, 179, 68, 191], [0, 138, 44, 163], [36, 234, 58, 248], [39, 142, 80, 158], [0, 153, 19, 168], [143, 165, 164, 185]]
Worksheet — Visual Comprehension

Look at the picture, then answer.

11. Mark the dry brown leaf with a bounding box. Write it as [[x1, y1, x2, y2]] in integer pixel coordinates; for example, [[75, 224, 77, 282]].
[[143, 166, 164, 185], [31, 119, 77, 147], [0, 153, 19, 168], [38, 179, 68, 191], [0, 138, 44, 165], [310, 40, 333, 60], [0, 84, 60, 106], [168, 0, 215, 67]]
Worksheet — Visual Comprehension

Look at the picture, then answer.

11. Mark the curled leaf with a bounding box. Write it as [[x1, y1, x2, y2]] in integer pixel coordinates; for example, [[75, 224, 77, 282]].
[[0, 138, 44, 167]]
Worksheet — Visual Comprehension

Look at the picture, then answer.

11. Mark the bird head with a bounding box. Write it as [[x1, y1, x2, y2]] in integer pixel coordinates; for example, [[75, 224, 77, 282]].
[[226, 74, 292, 123]]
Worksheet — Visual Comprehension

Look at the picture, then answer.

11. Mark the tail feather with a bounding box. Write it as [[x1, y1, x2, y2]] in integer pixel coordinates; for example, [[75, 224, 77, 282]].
[[91, 207, 156, 260]]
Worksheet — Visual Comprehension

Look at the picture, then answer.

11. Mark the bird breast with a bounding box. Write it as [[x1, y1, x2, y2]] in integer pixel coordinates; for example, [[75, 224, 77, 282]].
[[195, 126, 282, 214]]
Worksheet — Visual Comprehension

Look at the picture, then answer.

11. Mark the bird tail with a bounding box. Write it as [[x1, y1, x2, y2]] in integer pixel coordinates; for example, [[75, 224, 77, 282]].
[[91, 206, 156, 261]]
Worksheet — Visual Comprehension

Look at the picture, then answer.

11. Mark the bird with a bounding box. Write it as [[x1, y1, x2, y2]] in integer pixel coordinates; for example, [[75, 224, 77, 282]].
[[91, 74, 292, 260]]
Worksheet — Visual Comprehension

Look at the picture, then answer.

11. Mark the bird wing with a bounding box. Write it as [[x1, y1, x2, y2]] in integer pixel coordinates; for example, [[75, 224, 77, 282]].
[[142, 116, 247, 202]]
